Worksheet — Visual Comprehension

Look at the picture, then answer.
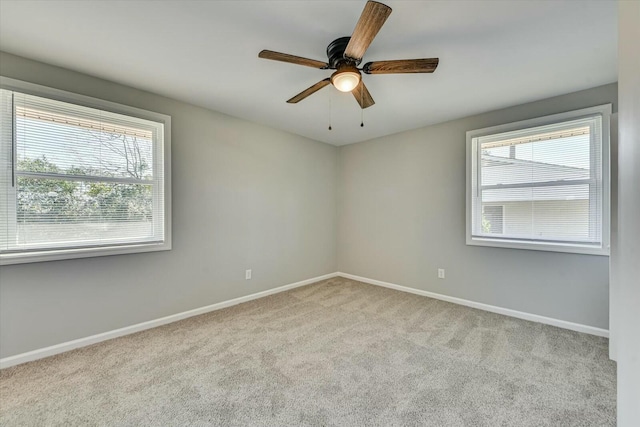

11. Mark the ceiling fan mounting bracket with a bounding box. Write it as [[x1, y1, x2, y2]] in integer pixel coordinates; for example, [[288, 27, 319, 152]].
[[327, 36, 360, 68]]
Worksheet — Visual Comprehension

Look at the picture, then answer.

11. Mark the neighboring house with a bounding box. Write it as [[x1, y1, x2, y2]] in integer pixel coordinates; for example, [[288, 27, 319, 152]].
[[480, 154, 593, 242]]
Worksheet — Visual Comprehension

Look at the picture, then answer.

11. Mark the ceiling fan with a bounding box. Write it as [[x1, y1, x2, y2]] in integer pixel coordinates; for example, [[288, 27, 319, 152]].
[[258, 1, 439, 109]]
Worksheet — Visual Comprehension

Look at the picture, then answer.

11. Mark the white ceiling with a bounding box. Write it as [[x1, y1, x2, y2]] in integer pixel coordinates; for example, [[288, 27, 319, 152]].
[[0, 0, 617, 146]]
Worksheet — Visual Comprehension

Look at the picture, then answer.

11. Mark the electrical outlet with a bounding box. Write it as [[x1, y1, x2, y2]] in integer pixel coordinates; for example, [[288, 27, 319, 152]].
[[438, 268, 445, 279], [245, 269, 252, 280]]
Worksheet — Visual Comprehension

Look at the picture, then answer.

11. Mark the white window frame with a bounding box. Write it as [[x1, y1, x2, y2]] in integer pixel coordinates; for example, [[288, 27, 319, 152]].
[[0, 77, 171, 265], [466, 104, 611, 256]]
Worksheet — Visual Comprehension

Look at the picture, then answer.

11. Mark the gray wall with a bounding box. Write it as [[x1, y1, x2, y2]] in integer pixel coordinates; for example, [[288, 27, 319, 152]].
[[0, 52, 339, 358], [338, 83, 617, 330], [0, 51, 618, 360]]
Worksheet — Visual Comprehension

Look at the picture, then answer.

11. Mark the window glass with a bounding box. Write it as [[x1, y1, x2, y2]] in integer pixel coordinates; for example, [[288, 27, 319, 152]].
[[466, 105, 610, 255], [0, 81, 171, 264]]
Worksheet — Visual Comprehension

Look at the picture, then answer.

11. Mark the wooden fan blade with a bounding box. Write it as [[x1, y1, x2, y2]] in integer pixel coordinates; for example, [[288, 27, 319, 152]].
[[287, 79, 332, 103], [344, 1, 392, 62], [352, 81, 375, 109], [259, 50, 329, 69], [363, 58, 439, 74]]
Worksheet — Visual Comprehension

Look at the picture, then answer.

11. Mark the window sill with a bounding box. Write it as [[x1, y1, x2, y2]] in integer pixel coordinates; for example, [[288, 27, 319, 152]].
[[0, 241, 171, 265], [466, 236, 609, 256]]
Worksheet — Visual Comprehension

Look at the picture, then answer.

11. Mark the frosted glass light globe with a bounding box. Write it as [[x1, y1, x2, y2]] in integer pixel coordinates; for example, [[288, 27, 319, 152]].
[[331, 70, 361, 92]]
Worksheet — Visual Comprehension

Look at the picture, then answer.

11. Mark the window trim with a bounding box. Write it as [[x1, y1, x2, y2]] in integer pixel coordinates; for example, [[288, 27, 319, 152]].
[[0, 77, 172, 265], [465, 104, 611, 256]]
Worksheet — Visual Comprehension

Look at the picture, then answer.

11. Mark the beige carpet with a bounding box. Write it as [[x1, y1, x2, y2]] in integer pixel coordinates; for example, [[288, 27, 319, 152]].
[[0, 277, 616, 426]]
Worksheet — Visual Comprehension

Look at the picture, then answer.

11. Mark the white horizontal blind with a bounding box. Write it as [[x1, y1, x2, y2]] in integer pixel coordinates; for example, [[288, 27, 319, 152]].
[[471, 115, 603, 246], [0, 89, 14, 251], [0, 89, 165, 253]]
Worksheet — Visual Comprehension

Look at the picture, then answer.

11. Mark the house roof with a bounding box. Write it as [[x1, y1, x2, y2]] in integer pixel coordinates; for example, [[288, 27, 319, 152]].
[[481, 155, 591, 202]]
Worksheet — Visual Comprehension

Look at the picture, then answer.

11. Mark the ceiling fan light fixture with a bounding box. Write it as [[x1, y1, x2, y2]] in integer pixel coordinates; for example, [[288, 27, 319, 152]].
[[259, 1, 438, 108], [331, 67, 361, 92]]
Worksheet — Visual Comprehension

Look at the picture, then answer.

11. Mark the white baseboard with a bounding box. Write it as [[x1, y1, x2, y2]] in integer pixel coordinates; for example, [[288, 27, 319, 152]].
[[1, 270, 608, 369], [336, 272, 609, 338], [0, 272, 339, 370]]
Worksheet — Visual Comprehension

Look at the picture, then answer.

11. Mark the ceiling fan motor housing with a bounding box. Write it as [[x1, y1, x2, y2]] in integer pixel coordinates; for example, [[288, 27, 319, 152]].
[[327, 36, 358, 68]]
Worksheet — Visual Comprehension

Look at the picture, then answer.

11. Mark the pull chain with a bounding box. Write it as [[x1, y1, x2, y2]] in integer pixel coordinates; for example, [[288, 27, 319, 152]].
[[328, 91, 332, 131], [360, 85, 364, 127]]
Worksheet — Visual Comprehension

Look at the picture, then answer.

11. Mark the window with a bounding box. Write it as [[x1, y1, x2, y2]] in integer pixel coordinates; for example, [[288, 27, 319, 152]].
[[482, 205, 504, 235], [466, 104, 610, 255], [0, 78, 171, 264]]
